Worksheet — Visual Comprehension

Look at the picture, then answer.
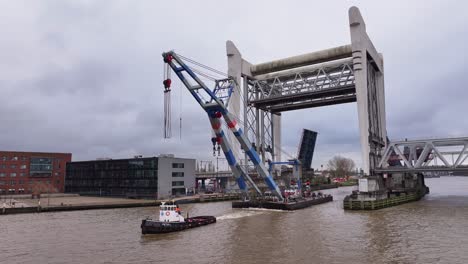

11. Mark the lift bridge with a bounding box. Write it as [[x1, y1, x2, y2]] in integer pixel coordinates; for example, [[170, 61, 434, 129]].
[[226, 6, 386, 176], [224, 6, 467, 177], [167, 6, 466, 200]]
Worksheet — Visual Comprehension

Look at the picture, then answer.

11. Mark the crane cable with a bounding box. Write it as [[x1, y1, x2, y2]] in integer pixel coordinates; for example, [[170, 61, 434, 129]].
[[175, 53, 228, 78], [163, 55, 172, 138], [179, 82, 182, 140]]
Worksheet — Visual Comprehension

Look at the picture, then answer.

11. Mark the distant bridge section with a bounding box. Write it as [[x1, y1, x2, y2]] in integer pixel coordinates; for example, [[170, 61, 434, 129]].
[[195, 171, 233, 179], [376, 137, 468, 173]]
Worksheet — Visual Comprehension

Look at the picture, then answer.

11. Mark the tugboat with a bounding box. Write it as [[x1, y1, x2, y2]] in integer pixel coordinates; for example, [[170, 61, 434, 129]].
[[141, 202, 216, 234]]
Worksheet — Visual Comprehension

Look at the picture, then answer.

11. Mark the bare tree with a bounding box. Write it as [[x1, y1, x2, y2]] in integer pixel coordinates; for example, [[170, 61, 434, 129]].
[[31, 181, 58, 196], [327, 156, 355, 178]]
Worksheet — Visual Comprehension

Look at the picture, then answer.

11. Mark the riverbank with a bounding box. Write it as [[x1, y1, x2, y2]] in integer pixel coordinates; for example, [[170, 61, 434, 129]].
[[0, 184, 344, 215], [308, 183, 339, 191], [0, 193, 241, 215]]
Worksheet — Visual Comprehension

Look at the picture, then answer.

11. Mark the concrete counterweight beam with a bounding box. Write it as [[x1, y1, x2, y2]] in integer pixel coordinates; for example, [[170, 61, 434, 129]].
[[250, 45, 352, 75]]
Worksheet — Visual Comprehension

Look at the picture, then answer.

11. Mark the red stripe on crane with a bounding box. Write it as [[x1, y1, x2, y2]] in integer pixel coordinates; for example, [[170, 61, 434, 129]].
[[212, 123, 221, 130], [227, 120, 237, 128]]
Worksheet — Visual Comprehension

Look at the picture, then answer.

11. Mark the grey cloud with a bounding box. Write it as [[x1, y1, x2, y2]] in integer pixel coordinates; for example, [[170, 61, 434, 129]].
[[33, 61, 121, 96]]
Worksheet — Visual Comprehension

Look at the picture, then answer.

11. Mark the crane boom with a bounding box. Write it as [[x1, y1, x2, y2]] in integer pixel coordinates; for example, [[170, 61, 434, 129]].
[[162, 51, 284, 202]]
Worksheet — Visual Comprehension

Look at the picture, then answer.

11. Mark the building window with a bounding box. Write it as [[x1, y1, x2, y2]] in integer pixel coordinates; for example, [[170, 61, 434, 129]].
[[20, 173, 25, 177], [1, 156, 7, 161], [0, 165, 5, 169], [172, 181, 184, 187], [172, 163, 184, 168], [0, 181, 5, 185], [21, 156, 27, 161], [0, 173, 5, 177], [19, 180, 23, 185], [10, 173, 17, 177], [55, 172, 60, 176], [10, 181, 16, 186], [11, 156, 18, 161], [11, 165, 16, 169], [30, 157, 53, 177], [172, 172, 184, 177], [172, 188, 186, 196], [20, 164, 27, 169]]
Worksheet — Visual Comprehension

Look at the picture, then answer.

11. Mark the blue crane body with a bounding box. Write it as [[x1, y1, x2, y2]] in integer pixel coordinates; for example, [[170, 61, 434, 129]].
[[162, 51, 284, 202]]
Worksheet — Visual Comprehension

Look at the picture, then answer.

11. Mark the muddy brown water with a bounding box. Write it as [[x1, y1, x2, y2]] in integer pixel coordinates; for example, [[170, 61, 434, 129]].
[[1, 177, 468, 264]]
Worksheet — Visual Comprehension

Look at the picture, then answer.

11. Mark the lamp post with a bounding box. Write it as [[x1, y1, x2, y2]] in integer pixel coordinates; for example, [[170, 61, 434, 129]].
[[47, 182, 50, 208]]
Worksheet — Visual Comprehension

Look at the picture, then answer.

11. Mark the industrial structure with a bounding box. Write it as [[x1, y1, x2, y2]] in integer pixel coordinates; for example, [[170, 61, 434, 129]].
[[162, 6, 383, 201], [225, 7, 386, 176], [0, 151, 71, 195], [65, 155, 195, 199], [195, 129, 318, 193], [162, 6, 467, 208]]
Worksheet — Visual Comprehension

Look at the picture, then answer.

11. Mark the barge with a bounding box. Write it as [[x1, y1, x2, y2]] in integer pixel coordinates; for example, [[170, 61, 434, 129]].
[[141, 202, 216, 234], [232, 193, 333, 211]]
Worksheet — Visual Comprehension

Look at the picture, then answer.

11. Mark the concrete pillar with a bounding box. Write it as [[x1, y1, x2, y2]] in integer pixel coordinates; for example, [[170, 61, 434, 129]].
[[226, 41, 243, 162], [349, 6, 386, 175], [272, 113, 282, 162], [227, 41, 283, 165]]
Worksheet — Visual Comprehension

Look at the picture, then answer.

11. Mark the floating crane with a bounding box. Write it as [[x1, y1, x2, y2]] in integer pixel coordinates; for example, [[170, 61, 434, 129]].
[[162, 51, 284, 202]]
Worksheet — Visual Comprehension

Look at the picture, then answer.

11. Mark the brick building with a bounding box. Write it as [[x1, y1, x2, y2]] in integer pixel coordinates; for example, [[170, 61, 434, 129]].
[[0, 151, 71, 195]]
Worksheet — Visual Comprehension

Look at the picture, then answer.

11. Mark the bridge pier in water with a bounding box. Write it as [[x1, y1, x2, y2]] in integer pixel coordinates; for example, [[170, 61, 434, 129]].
[[344, 173, 429, 210], [346, 137, 468, 210]]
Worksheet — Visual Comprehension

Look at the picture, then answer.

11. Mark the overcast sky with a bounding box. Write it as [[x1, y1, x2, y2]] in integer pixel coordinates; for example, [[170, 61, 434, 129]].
[[1, 0, 468, 170]]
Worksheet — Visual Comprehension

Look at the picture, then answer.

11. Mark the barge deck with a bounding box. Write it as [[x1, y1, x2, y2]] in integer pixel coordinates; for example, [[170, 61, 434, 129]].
[[232, 195, 333, 210]]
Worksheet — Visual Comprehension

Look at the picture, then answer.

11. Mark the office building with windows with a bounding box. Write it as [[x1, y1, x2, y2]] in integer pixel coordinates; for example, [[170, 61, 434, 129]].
[[65, 155, 195, 199], [0, 151, 72, 195]]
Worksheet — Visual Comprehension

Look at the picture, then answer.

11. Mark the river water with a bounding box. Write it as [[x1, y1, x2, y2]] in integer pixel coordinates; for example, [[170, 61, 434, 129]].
[[1, 177, 468, 264]]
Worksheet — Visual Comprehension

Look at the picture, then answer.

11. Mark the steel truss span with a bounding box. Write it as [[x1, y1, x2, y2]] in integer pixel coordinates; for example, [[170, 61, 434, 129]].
[[249, 59, 355, 112], [377, 137, 468, 173]]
